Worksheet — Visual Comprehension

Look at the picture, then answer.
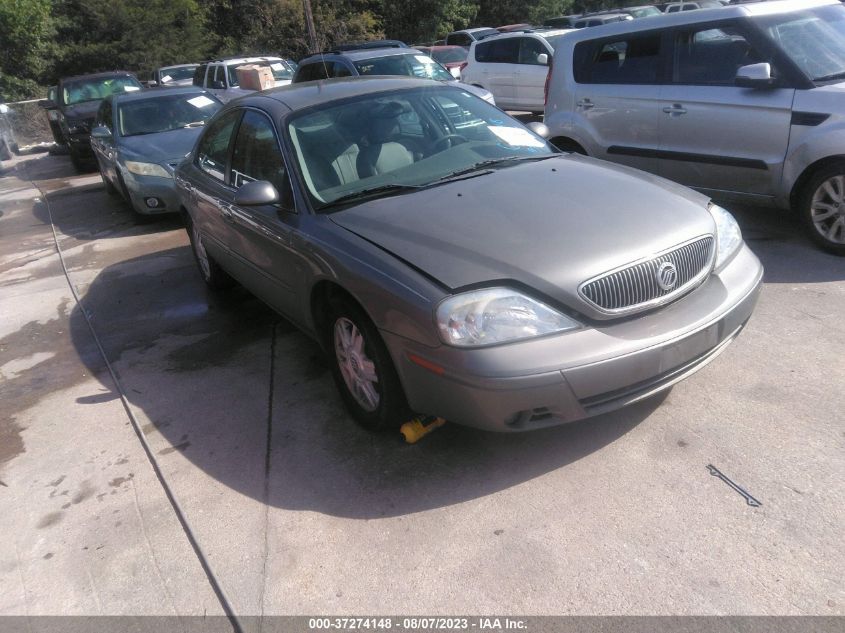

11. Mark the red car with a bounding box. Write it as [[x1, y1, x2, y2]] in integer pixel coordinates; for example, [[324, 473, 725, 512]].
[[414, 45, 468, 79]]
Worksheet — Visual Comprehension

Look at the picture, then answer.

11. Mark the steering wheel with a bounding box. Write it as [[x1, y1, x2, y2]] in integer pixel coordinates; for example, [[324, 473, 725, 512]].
[[433, 134, 468, 153]]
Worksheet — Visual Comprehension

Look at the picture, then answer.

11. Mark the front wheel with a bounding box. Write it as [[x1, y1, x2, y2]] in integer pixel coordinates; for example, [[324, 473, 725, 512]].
[[799, 162, 845, 255], [326, 297, 409, 431]]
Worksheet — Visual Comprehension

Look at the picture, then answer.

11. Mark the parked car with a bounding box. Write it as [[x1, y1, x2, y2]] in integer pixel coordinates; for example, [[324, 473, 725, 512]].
[[664, 0, 724, 11], [293, 48, 496, 104], [45, 71, 144, 171], [497, 23, 535, 32], [413, 45, 468, 78], [462, 29, 575, 112], [90, 87, 222, 221], [445, 27, 501, 47], [192, 56, 294, 103], [175, 77, 762, 432], [334, 40, 409, 50], [544, 0, 845, 254], [574, 13, 635, 27], [0, 104, 19, 168], [150, 63, 200, 87], [544, 15, 582, 28], [584, 5, 663, 19]]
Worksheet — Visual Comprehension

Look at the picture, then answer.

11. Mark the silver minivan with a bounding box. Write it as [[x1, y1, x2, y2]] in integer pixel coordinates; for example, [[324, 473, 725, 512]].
[[544, 0, 845, 254]]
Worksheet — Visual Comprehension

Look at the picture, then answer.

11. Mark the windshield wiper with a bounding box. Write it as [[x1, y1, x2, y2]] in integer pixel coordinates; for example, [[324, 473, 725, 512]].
[[813, 70, 845, 82], [320, 183, 422, 210], [431, 155, 556, 184], [183, 121, 206, 128]]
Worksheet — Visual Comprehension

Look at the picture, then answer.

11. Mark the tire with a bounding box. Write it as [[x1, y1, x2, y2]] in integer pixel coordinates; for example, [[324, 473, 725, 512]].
[[98, 160, 118, 196], [69, 147, 87, 173], [325, 296, 409, 431], [185, 215, 234, 290], [799, 161, 845, 256], [0, 140, 11, 161]]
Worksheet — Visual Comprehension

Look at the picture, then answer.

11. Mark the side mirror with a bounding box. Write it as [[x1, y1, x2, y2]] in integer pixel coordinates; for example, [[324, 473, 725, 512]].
[[234, 180, 280, 206], [0, 104, 9, 114], [735, 63, 775, 89], [90, 126, 112, 139], [537, 53, 549, 66], [527, 121, 550, 139]]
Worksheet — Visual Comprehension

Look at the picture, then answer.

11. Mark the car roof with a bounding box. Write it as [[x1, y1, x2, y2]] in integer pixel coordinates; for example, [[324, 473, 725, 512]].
[[159, 63, 198, 70], [60, 71, 138, 82], [302, 48, 421, 63], [456, 27, 498, 34], [213, 56, 284, 65], [562, 0, 837, 41], [109, 87, 213, 104], [474, 28, 575, 41], [243, 76, 448, 112]]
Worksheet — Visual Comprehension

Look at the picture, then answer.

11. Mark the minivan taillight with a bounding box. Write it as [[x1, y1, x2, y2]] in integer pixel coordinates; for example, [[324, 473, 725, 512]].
[[544, 57, 553, 106]]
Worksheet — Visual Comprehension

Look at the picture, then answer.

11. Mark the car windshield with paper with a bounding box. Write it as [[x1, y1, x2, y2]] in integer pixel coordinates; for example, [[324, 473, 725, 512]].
[[118, 93, 222, 137], [287, 86, 554, 211]]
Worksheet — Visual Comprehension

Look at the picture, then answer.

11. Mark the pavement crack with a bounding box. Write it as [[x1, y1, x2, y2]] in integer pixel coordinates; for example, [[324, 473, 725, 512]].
[[258, 321, 278, 626]]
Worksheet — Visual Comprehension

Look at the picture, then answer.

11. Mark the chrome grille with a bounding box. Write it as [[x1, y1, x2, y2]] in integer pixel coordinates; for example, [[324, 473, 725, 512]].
[[579, 236, 714, 315]]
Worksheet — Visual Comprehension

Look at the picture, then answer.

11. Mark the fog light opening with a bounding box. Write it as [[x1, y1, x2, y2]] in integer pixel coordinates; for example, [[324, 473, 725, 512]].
[[145, 197, 162, 209]]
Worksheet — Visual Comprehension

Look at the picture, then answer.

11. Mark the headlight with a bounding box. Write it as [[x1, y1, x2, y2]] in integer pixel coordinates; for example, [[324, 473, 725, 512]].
[[125, 161, 172, 179], [436, 287, 580, 347], [708, 204, 742, 269]]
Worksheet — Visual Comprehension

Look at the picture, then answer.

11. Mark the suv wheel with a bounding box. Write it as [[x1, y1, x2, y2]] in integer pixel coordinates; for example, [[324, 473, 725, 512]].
[[800, 161, 845, 255]]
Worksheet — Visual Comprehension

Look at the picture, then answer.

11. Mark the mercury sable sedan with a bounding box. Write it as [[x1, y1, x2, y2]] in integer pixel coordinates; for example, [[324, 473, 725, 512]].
[[175, 77, 763, 432]]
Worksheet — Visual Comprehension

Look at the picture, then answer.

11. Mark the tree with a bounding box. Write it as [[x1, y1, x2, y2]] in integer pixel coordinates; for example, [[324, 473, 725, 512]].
[[0, 0, 55, 100], [381, 0, 478, 44]]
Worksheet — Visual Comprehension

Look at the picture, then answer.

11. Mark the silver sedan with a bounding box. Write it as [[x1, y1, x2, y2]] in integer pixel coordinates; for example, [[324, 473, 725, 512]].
[[175, 77, 763, 432]]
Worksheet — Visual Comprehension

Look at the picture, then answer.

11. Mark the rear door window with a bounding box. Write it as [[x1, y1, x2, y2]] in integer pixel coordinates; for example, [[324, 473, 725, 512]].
[[475, 38, 520, 63], [196, 109, 241, 182], [574, 33, 662, 84], [193, 64, 207, 87]]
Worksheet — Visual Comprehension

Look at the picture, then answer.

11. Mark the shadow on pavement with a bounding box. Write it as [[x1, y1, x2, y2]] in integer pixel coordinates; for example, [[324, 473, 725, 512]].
[[725, 203, 845, 284], [70, 245, 663, 519]]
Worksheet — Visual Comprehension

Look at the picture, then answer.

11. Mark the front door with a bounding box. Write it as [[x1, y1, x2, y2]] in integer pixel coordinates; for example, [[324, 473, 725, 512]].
[[657, 22, 794, 198]]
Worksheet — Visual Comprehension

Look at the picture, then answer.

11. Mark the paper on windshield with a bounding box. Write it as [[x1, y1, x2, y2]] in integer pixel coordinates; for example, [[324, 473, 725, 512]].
[[187, 95, 215, 108], [161, 75, 172, 83], [124, 86, 141, 92], [415, 55, 435, 64], [270, 63, 284, 71], [489, 126, 545, 148]]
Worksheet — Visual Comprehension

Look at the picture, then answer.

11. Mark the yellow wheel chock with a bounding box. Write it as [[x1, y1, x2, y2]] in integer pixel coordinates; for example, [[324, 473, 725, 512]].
[[400, 416, 446, 444]]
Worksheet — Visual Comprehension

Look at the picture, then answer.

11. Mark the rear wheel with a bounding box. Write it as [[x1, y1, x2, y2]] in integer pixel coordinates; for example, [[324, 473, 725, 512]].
[[186, 215, 234, 289], [799, 161, 845, 255], [325, 296, 409, 431], [69, 147, 87, 173]]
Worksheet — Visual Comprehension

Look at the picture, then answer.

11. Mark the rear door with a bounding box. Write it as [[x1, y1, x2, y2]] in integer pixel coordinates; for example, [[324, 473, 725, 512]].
[[514, 37, 553, 112], [572, 30, 663, 174], [657, 21, 794, 197], [472, 38, 520, 108]]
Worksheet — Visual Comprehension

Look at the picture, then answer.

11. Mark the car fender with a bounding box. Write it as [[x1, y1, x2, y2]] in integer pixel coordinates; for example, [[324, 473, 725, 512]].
[[782, 120, 845, 203]]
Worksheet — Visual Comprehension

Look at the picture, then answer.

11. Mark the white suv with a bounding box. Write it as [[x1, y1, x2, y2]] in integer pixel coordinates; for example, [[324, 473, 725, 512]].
[[192, 56, 294, 103], [544, 0, 845, 254], [462, 29, 575, 112]]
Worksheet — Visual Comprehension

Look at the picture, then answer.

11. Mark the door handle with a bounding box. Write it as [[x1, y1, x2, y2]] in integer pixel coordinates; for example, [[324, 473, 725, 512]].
[[663, 104, 687, 115], [219, 202, 235, 223], [576, 98, 594, 110]]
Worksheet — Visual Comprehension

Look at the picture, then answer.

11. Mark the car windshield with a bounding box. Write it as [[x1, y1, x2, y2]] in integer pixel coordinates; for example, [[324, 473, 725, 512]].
[[354, 54, 454, 81], [630, 7, 661, 18], [286, 86, 555, 211], [430, 48, 468, 64], [473, 29, 500, 40], [228, 61, 294, 87], [118, 93, 221, 137], [63, 77, 142, 105], [160, 66, 197, 83], [756, 4, 845, 82]]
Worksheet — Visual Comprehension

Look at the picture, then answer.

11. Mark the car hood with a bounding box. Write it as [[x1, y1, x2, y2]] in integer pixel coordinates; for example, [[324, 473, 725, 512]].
[[330, 155, 715, 319], [118, 128, 202, 163], [795, 80, 845, 114], [62, 101, 101, 121]]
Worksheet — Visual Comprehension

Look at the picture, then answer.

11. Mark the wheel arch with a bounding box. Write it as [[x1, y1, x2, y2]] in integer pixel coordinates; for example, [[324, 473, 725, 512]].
[[549, 136, 587, 154], [789, 154, 845, 210]]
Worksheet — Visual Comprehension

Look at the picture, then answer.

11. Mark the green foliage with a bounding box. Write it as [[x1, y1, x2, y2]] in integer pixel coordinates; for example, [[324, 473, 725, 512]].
[[381, 0, 478, 45], [0, 0, 55, 100]]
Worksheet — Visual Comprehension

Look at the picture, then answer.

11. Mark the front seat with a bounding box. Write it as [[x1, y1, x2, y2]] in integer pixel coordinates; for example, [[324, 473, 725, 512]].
[[357, 102, 415, 178]]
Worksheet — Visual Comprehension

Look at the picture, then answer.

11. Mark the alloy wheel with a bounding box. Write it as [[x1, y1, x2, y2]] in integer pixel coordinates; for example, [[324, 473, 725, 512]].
[[333, 316, 380, 412], [810, 174, 845, 245], [191, 223, 212, 280]]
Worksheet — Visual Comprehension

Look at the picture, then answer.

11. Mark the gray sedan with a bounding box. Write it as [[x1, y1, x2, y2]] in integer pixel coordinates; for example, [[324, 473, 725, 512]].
[[175, 77, 763, 432], [91, 87, 222, 220]]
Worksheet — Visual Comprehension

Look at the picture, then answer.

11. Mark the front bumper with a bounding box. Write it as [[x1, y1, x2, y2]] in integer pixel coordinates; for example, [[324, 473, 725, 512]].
[[384, 244, 764, 432], [122, 170, 181, 216]]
